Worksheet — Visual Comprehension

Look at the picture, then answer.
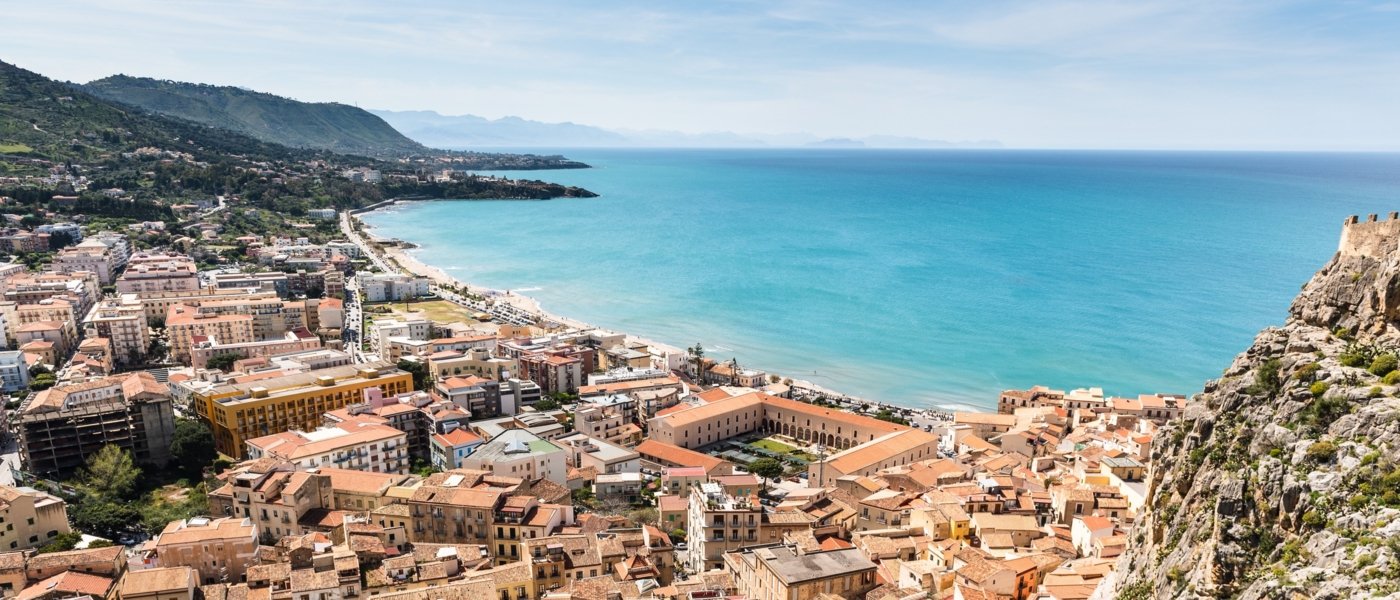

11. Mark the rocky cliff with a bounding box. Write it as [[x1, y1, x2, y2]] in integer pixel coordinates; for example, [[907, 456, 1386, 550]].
[[1099, 216, 1400, 600]]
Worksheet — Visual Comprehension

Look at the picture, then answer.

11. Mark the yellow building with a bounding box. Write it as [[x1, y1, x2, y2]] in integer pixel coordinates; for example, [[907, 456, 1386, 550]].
[[192, 362, 412, 458]]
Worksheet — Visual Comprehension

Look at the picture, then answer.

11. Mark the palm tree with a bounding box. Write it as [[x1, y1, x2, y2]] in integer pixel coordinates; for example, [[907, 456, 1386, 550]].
[[687, 343, 706, 382]]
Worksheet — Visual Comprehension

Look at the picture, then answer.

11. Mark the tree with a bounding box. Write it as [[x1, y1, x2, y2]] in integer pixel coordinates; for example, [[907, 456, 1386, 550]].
[[205, 353, 240, 372], [396, 359, 429, 390], [571, 487, 599, 511], [28, 374, 56, 391], [625, 507, 658, 527], [687, 343, 707, 382], [169, 419, 216, 479], [47, 231, 75, 250], [534, 397, 561, 411], [68, 497, 140, 541], [749, 458, 786, 493], [79, 445, 142, 500], [874, 409, 909, 426], [35, 531, 82, 554]]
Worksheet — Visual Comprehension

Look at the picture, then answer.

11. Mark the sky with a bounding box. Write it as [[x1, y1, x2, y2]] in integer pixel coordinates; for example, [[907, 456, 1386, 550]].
[[5, 0, 1400, 150]]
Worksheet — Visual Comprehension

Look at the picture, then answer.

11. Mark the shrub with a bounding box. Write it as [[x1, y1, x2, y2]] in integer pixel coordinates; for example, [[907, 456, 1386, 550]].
[[1306, 440, 1338, 463], [1369, 353, 1398, 377], [1302, 510, 1326, 528], [1384, 371, 1400, 385], [1340, 343, 1374, 368], [1309, 381, 1330, 398], [1248, 358, 1284, 396], [1294, 363, 1321, 382], [1370, 386, 1385, 398]]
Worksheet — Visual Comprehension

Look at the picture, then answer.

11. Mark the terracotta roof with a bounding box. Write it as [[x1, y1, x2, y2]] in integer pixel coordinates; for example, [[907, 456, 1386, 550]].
[[635, 439, 728, 472], [826, 429, 939, 474], [17, 571, 113, 600], [155, 517, 256, 547], [656, 495, 687, 512], [121, 566, 195, 596], [24, 545, 123, 573]]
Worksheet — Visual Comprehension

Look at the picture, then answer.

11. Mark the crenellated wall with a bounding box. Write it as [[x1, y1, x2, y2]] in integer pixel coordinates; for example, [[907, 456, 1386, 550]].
[[1338, 212, 1400, 258]]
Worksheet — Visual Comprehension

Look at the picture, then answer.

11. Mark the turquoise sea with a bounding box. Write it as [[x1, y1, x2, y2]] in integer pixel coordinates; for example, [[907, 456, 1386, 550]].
[[361, 149, 1400, 411]]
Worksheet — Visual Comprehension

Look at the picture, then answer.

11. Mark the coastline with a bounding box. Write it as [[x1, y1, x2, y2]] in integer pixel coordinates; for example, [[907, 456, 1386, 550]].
[[350, 200, 956, 420]]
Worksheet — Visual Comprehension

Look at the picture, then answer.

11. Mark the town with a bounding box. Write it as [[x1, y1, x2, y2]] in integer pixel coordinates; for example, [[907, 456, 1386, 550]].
[[0, 177, 1191, 600]]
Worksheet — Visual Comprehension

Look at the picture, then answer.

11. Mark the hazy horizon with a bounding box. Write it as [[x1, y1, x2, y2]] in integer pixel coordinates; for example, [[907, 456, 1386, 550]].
[[5, 1, 1400, 151]]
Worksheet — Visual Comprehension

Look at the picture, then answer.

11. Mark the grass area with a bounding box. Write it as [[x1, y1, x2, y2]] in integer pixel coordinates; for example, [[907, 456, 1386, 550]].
[[0, 142, 33, 154], [381, 299, 483, 324], [751, 438, 798, 454], [750, 437, 820, 462]]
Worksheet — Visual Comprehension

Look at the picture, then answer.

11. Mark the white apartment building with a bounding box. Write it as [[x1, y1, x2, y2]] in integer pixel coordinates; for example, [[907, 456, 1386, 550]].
[[0, 351, 30, 393], [373, 316, 431, 360], [357, 274, 430, 302], [88, 232, 133, 270], [557, 432, 640, 475], [458, 429, 567, 485]]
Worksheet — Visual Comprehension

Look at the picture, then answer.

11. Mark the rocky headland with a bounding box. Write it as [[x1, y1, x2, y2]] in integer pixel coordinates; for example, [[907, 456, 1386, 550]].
[[1099, 215, 1400, 599]]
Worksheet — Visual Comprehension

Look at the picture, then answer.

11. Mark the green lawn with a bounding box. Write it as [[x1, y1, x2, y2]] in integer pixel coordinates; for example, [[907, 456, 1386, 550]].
[[0, 142, 34, 154], [751, 438, 798, 454]]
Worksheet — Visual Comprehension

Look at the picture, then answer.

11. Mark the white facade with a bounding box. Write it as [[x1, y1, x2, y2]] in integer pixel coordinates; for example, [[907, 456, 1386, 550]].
[[357, 274, 430, 302], [0, 351, 30, 393]]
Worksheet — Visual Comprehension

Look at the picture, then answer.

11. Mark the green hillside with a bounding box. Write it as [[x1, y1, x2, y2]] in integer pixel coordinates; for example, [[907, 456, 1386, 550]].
[[0, 61, 311, 165], [83, 75, 428, 157]]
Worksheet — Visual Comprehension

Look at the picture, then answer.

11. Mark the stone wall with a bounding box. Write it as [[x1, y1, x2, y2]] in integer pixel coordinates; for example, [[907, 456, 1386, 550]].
[[1337, 212, 1400, 258]]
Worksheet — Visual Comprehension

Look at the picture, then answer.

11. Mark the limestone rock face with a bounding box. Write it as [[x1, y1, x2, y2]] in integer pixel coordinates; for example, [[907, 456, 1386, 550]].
[[1099, 221, 1400, 600]]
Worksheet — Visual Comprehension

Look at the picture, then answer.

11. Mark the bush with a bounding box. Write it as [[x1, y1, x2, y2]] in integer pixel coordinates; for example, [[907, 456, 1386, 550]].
[[1369, 353, 1398, 377], [1309, 381, 1330, 398], [1302, 509, 1326, 528], [1305, 440, 1338, 463], [1248, 358, 1284, 396], [1383, 370, 1400, 385], [1293, 363, 1321, 382]]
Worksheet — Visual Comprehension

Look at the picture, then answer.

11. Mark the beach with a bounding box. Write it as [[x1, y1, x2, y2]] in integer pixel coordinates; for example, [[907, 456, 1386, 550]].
[[347, 204, 933, 418]]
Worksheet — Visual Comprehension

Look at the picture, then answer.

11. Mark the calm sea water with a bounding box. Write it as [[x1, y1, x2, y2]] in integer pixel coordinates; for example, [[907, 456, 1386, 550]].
[[362, 149, 1400, 411]]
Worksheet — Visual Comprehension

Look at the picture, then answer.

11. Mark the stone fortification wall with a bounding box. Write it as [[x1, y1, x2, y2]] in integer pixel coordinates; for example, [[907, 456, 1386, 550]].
[[1338, 212, 1400, 258]]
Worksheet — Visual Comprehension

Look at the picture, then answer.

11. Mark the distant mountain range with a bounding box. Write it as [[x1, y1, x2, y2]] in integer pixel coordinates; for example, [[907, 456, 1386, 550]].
[[62, 73, 1000, 154], [372, 109, 1002, 149], [83, 76, 428, 157]]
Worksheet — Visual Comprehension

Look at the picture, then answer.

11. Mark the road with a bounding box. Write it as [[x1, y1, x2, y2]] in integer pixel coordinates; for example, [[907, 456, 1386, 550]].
[[0, 429, 22, 487]]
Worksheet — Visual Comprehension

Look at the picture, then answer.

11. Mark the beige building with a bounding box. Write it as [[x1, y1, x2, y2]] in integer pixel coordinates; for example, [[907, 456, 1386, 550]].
[[193, 298, 313, 341], [166, 305, 255, 365], [189, 330, 322, 370], [245, 421, 409, 474], [117, 566, 197, 600], [725, 544, 877, 600], [132, 288, 280, 325], [83, 296, 150, 366], [426, 348, 518, 382], [116, 253, 200, 294], [52, 245, 116, 284], [0, 486, 71, 552], [140, 517, 258, 585]]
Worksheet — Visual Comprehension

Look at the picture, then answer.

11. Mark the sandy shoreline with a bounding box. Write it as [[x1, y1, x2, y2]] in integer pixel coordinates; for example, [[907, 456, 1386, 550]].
[[354, 201, 955, 418]]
